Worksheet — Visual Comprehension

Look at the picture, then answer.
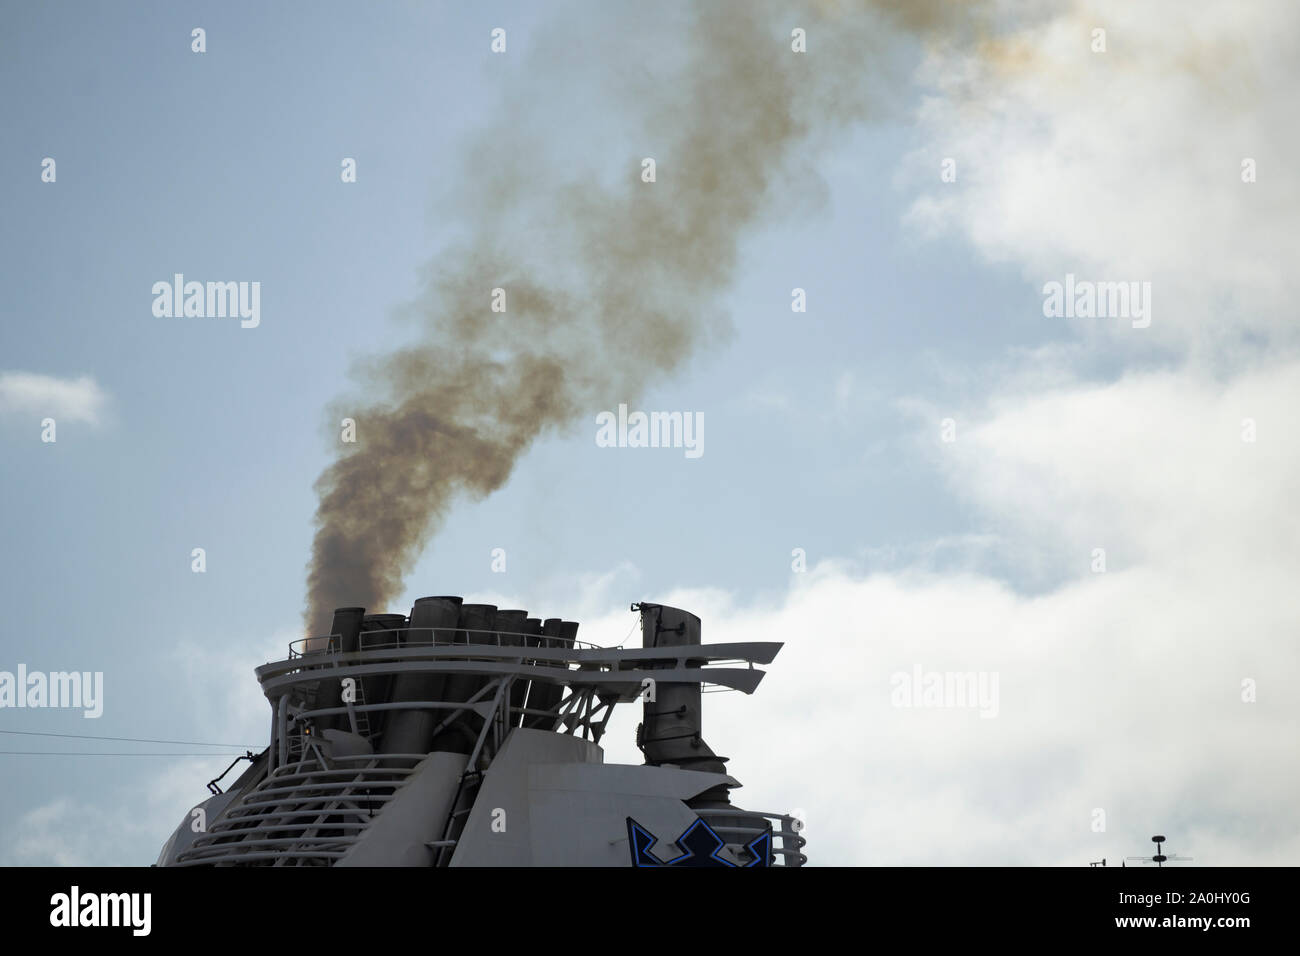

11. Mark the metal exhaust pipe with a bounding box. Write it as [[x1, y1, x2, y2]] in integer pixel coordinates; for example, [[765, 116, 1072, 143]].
[[383, 596, 462, 755], [493, 609, 529, 727], [522, 618, 565, 729], [431, 603, 496, 754], [310, 606, 365, 734], [357, 613, 406, 745]]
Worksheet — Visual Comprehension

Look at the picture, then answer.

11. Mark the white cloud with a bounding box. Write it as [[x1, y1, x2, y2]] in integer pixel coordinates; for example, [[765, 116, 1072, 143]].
[[587, 359, 1297, 865], [0, 371, 108, 425], [751, 5, 1300, 865], [901, 0, 1300, 354]]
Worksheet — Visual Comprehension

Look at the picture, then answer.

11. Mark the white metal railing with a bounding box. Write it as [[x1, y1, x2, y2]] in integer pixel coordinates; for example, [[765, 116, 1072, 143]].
[[289, 627, 605, 659]]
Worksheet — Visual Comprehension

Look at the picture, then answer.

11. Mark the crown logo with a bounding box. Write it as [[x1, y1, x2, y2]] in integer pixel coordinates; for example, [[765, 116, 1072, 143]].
[[626, 816, 770, 867]]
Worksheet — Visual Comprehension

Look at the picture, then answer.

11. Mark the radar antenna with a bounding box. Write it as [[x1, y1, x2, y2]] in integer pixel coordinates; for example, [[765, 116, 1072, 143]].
[[1126, 834, 1193, 867]]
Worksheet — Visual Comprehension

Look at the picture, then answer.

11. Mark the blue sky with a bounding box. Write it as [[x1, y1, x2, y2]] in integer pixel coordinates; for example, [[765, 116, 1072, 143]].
[[2, 0, 1297, 866]]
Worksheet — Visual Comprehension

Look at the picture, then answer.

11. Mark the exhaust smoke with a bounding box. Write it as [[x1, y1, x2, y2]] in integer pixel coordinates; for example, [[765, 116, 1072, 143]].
[[304, 2, 989, 634]]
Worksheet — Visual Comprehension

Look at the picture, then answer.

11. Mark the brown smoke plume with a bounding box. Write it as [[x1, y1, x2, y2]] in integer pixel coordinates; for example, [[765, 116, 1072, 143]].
[[305, 1, 987, 635]]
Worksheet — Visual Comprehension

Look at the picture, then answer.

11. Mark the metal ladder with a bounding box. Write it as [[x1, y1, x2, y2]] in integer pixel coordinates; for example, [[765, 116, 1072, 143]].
[[347, 677, 371, 739], [429, 768, 483, 866]]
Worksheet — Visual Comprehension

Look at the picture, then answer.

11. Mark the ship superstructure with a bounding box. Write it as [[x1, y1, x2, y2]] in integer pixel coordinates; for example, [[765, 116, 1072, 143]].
[[156, 599, 805, 866]]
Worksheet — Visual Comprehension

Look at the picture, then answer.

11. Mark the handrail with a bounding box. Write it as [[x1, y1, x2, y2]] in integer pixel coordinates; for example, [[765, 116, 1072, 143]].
[[289, 627, 606, 659]]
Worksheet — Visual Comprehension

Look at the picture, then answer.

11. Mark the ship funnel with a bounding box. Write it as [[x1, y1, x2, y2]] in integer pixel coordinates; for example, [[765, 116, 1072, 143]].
[[383, 596, 462, 755], [163, 592, 799, 866], [636, 603, 728, 780]]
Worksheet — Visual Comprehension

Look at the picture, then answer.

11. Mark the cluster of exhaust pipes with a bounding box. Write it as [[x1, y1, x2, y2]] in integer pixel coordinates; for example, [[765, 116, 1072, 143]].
[[309, 597, 580, 758], [301, 598, 733, 808]]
